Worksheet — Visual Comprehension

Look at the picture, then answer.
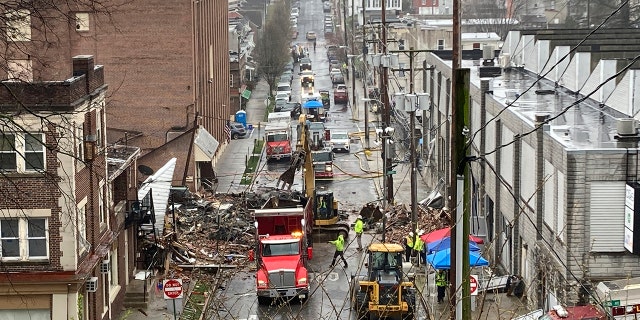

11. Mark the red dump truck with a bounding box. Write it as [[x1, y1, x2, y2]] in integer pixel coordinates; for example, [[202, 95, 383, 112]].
[[254, 207, 313, 305]]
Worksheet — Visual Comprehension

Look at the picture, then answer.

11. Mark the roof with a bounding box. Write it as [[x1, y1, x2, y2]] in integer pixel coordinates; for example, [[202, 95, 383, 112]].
[[194, 126, 219, 159], [138, 158, 177, 236], [461, 32, 501, 41], [106, 144, 141, 181], [368, 243, 404, 252]]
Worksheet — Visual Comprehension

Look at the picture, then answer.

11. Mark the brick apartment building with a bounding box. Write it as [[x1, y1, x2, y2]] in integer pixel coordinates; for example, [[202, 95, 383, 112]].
[[0, 55, 139, 319], [69, 0, 230, 190]]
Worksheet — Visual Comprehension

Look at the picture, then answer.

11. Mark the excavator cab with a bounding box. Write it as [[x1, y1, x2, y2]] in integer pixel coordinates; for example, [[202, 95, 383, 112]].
[[314, 191, 338, 223]]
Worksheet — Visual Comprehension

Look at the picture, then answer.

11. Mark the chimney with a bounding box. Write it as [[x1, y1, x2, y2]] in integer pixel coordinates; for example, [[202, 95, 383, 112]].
[[72, 55, 94, 93]]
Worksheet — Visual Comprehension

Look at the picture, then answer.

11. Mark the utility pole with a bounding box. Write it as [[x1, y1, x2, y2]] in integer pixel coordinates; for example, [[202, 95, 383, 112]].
[[351, 0, 356, 111], [449, 0, 468, 317], [362, 0, 369, 149], [381, 0, 393, 204], [409, 47, 418, 252], [343, 0, 348, 80]]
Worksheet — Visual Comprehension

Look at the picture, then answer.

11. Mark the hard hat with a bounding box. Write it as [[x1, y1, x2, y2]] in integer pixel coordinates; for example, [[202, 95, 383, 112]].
[[408, 231, 414, 237], [418, 229, 425, 235], [357, 215, 362, 220]]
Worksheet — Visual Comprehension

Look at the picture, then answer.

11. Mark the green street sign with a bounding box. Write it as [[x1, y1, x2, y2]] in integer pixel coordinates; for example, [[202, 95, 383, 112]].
[[241, 89, 252, 99], [604, 300, 621, 307], [387, 170, 397, 175]]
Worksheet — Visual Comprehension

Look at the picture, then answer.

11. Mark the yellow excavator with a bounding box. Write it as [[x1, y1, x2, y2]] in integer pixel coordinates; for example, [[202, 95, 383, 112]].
[[276, 114, 350, 242]]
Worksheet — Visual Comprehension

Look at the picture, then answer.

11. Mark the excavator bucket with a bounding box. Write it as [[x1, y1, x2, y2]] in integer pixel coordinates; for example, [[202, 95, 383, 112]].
[[359, 204, 383, 224]]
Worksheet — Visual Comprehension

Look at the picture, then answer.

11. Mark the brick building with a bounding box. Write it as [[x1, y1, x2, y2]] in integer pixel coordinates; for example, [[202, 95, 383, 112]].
[[66, 0, 230, 190], [0, 56, 139, 319]]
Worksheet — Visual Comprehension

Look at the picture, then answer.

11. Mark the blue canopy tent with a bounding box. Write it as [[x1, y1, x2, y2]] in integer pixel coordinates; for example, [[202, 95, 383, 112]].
[[303, 100, 323, 108], [426, 248, 489, 269], [427, 237, 480, 253]]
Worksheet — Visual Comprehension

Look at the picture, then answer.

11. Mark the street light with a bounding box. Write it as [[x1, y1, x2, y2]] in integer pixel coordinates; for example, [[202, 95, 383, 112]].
[[375, 126, 395, 242]]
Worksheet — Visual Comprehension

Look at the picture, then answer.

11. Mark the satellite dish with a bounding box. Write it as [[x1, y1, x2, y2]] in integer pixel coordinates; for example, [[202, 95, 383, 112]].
[[138, 165, 154, 176]]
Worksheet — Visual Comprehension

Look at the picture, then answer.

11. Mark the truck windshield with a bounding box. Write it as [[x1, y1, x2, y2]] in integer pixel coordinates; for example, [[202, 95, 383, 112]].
[[332, 133, 348, 139], [312, 152, 332, 162], [371, 252, 401, 269], [267, 133, 289, 142], [262, 242, 299, 256]]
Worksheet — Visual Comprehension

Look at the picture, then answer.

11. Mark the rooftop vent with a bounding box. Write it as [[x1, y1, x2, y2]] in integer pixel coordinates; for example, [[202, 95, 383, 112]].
[[617, 118, 637, 136]]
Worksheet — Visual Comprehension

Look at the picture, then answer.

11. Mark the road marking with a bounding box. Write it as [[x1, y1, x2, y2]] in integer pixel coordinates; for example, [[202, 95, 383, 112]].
[[239, 316, 258, 320], [327, 272, 339, 281]]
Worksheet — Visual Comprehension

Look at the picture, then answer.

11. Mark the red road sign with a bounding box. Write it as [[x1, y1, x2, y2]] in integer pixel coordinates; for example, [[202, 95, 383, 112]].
[[470, 275, 479, 296], [163, 279, 183, 300]]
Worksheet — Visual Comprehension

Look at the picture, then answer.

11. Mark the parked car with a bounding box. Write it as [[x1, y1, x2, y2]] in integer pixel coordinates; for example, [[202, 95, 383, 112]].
[[230, 122, 248, 139], [275, 92, 290, 103], [329, 59, 341, 70], [290, 17, 297, 25], [281, 70, 293, 83], [277, 101, 302, 118], [331, 73, 345, 85], [276, 82, 292, 99], [284, 61, 294, 72], [324, 23, 334, 34], [290, 8, 299, 17], [329, 68, 342, 79], [306, 31, 317, 40], [333, 84, 348, 104]]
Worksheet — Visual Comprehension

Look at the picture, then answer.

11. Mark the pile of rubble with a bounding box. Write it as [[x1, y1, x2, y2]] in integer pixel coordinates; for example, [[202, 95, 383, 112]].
[[157, 187, 450, 278], [378, 204, 451, 244]]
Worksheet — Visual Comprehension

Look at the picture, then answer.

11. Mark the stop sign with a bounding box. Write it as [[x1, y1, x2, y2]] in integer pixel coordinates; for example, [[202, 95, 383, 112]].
[[470, 275, 479, 296], [163, 279, 184, 300]]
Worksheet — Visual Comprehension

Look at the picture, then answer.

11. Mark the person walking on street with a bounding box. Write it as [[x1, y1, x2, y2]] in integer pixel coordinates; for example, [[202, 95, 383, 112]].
[[329, 234, 348, 268], [354, 215, 364, 250], [404, 232, 414, 262], [313, 39, 317, 51], [436, 269, 448, 303]]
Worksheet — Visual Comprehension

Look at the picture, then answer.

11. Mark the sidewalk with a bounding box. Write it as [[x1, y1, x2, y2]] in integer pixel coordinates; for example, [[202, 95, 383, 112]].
[[215, 80, 270, 193]]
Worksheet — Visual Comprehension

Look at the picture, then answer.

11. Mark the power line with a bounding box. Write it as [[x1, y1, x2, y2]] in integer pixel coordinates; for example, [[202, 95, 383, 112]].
[[465, 0, 631, 154]]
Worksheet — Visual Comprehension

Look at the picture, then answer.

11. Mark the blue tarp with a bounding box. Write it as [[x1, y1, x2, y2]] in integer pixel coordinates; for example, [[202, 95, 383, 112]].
[[427, 237, 481, 253], [426, 248, 489, 269], [303, 100, 323, 108]]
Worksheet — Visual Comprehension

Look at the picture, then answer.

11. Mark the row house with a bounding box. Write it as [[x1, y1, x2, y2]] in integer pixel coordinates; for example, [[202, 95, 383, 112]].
[[0, 55, 139, 320], [229, 11, 257, 114], [422, 28, 640, 310]]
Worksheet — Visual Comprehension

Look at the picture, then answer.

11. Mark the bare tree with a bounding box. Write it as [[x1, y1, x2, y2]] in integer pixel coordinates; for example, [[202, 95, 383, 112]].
[[253, 0, 293, 96], [461, 0, 522, 39]]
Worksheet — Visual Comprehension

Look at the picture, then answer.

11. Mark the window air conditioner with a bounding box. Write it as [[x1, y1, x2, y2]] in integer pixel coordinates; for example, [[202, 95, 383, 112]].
[[86, 277, 98, 293], [100, 259, 110, 274]]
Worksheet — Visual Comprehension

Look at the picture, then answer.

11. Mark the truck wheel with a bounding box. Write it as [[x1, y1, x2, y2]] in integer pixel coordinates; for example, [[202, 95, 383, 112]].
[[257, 296, 271, 305], [403, 291, 416, 319], [355, 292, 368, 316]]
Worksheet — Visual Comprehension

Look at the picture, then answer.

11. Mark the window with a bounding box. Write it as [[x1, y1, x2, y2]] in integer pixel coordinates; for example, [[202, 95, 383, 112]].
[[75, 12, 89, 31], [473, 43, 481, 49], [0, 218, 48, 260], [77, 204, 89, 254], [0, 132, 45, 172], [99, 183, 106, 226], [76, 125, 84, 161], [421, 0, 426, 4], [7, 59, 32, 82], [0, 134, 16, 171], [437, 39, 445, 50], [6, 9, 31, 42], [229, 74, 234, 87]]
